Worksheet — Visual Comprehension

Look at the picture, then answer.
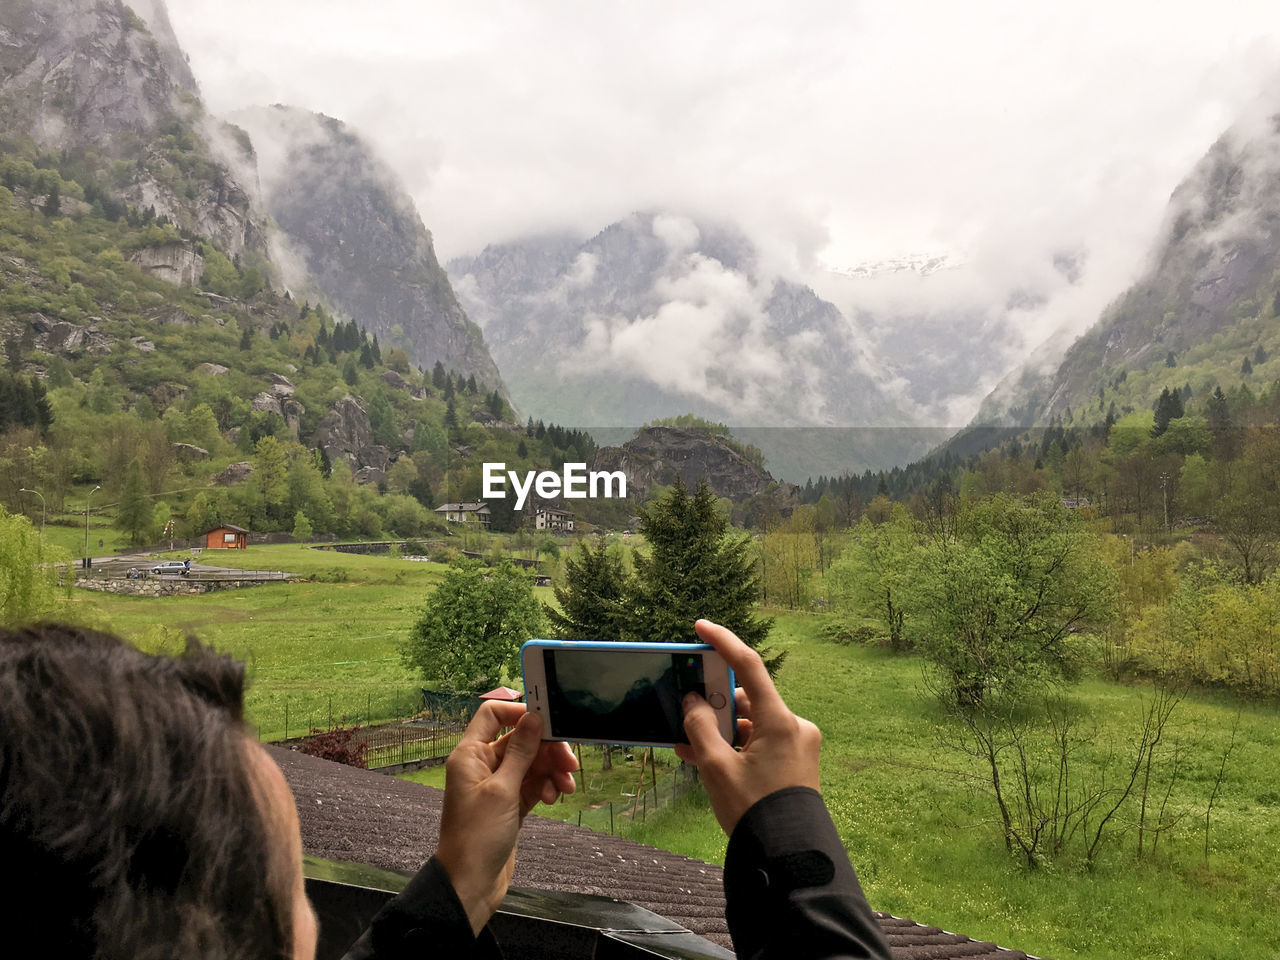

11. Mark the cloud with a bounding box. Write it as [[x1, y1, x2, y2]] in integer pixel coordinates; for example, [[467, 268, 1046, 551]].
[[162, 0, 1280, 424]]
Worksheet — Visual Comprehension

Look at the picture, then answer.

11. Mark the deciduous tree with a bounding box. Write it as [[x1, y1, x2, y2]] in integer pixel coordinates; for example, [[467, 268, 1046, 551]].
[[402, 558, 545, 692]]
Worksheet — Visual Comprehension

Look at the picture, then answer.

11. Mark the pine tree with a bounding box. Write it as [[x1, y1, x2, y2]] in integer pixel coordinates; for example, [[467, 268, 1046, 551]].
[[1152, 387, 1184, 437], [342, 356, 359, 386], [444, 397, 458, 430], [432, 361, 446, 390], [1255, 344, 1268, 365], [630, 479, 778, 670], [1207, 386, 1232, 434], [547, 539, 630, 640], [239, 327, 252, 351], [1241, 356, 1253, 375], [1165, 351, 1176, 367], [118, 460, 153, 546]]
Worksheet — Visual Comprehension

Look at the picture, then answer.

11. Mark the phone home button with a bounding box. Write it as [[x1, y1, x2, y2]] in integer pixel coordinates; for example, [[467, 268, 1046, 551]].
[[707, 692, 727, 710]]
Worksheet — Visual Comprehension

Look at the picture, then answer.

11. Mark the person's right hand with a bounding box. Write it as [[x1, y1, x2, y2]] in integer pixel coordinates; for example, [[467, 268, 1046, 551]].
[[674, 619, 822, 835]]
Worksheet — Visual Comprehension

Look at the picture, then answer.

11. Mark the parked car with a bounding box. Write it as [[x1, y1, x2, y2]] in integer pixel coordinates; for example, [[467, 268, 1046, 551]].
[[151, 561, 189, 576]]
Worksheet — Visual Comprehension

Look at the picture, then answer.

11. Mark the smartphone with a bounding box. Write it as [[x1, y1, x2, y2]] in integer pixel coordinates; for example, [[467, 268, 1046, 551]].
[[520, 639, 736, 747]]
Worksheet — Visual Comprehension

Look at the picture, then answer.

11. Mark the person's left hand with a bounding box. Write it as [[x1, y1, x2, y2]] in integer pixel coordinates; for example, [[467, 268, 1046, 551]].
[[435, 703, 578, 936]]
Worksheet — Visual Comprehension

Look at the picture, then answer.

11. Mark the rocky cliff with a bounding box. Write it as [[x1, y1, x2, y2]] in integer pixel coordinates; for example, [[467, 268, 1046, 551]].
[[977, 98, 1280, 426], [0, 0, 268, 259], [231, 105, 504, 390], [590, 426, 783, 503]]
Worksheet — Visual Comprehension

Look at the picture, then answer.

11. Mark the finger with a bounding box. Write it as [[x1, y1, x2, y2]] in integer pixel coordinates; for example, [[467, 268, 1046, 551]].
[[682, 692, 737, 766], [673, 743, 696, 765], [735, 687, 751, 720], [694, 620, 787, 722], [553, 769, 576, 795], [494, 711, 544, 794], [735, 717, 754, 748], [463, 701, 527, 746]]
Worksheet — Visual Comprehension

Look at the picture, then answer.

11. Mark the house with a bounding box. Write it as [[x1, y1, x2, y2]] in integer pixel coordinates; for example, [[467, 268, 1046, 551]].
[[534, 506, 574, 533], [434, 502, 492, 528], [204, 524, 248, 549]]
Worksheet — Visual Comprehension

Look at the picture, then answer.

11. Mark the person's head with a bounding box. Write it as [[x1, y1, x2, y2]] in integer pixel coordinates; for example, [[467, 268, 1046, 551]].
[[0, 623, 314, 959]]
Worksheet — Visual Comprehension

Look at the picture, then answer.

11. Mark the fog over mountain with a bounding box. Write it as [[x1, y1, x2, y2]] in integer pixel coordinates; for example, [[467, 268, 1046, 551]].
[[976, 86, 1280, 427], [230, 105, 505, 389], [162, 0, 1280, 436], [450, 213, 901, 426]]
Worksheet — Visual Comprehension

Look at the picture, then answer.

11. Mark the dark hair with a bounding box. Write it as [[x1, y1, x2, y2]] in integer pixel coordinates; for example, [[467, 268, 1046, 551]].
[[0, 624, 292, 959]]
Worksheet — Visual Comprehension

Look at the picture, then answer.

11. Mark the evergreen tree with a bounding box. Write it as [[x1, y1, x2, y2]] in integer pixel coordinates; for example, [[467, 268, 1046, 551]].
[[1165, 351, 1176, 367], [432, 361, 446, 390], [630, 479, 778, 670], [487, 390, 504, 418], [1151, 386, 1184, 437], [444, 397, 458, 430], [342, 356, 359, 386], [1255, 344, 1268, 365], [239, 326, 252, 351], [443, 375, 455, 401], [465, 374, 477, 394], [359, 341, 375, 369], [1241, 355, 1253, 375], [547, 539, 630, 640], [516, 439, 528, 459], [118, 460, 153, 546]]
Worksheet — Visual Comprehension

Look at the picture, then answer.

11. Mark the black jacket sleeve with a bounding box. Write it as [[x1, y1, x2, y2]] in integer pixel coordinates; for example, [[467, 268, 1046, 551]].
[[723, 787, 891, 960], [339, 856, 502, 960]]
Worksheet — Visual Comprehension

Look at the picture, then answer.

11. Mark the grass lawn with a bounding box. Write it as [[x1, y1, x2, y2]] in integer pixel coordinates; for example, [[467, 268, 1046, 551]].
[[61, 543, 555, 741], [619, 613, 1280, 960]]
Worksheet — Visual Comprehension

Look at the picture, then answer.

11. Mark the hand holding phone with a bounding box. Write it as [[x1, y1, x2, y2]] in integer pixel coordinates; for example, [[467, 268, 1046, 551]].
[[675, 619, 823, 835], [521, 639, 736, 747]]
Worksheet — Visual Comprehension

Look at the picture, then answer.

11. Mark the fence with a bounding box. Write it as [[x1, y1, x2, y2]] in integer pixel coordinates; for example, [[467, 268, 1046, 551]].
[[259, 687, 429, 743], [567, 762, 701, 836], [360, 722, 467, 769], [263, 687, 478, 768]]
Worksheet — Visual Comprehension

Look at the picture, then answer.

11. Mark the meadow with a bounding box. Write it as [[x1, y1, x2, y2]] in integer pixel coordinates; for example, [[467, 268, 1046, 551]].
[[67, 543, 1280, 959]]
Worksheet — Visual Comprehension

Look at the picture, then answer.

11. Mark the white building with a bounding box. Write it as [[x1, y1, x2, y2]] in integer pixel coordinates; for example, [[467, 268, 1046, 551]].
[[434, 502, 492, 528], [534, 506, 574, 533]]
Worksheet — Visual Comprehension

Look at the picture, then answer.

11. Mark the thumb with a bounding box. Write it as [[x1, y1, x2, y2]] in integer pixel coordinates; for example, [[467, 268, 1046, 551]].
[[682, 693, 735, 766], [494, 711, 543, 792]]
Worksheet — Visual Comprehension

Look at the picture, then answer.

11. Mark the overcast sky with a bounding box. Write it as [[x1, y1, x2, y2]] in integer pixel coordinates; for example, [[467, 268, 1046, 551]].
[[165, 1, 1279, 270], [163, 0, 1280, 414]]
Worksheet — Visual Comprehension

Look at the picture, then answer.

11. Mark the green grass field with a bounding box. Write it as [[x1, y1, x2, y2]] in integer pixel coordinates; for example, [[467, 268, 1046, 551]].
[[62, 548, 1280, 959], [63, 543, 556, 740], [614, 614, 1280, 960]]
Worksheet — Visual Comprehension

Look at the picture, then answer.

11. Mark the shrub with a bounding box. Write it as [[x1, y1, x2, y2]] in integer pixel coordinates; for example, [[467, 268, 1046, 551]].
[[297, 725, 368, 769]]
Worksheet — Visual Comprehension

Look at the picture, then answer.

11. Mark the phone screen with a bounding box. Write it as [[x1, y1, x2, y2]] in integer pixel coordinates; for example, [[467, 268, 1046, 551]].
[[542, 648, 705, 743]]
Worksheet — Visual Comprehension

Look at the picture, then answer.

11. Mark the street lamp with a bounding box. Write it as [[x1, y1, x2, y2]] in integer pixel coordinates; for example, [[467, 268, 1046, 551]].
[[18, 487, 45, 532], [84, 484, 101, 569]]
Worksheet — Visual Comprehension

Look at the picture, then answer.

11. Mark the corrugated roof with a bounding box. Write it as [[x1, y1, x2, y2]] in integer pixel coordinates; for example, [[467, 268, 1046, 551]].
[[272, 747, 1047, 959]]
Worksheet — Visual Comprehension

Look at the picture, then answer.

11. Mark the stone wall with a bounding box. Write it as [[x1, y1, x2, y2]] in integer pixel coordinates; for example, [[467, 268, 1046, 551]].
[[77, 577, 285, 596]]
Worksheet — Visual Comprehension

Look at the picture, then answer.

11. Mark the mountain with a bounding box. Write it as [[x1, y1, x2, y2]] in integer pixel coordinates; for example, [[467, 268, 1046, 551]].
[[449, 212, 930, 479], [230, 105, 504, 393], [976, 98, 1280, 428], [590, 425, 787, 504], [0, 0, 267, 260]]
